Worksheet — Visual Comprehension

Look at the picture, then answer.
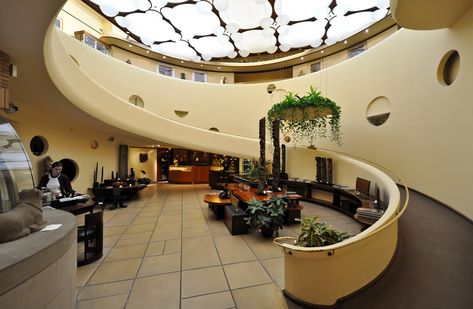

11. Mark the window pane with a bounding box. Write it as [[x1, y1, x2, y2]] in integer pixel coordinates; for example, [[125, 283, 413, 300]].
[[310, 62, 321, 73], [348, 44, 366, 59], [193, 71, 206, 83], [84, 35, 96, 48], [158, 65, 174, 77]]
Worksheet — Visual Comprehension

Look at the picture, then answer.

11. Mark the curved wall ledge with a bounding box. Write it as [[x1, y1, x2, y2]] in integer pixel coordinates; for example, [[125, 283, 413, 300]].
[[0, 208, 76, 309], [275, 151, 404, 306]]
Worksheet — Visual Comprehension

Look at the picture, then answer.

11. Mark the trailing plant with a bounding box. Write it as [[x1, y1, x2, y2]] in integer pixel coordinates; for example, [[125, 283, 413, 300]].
[[267, 86, 342, 146], [295, 216, 352, 247], [244, 196, 287, 235]]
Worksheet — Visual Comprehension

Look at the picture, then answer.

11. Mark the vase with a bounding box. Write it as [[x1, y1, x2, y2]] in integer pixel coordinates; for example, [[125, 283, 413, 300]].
[[260, 226, 274, 238]]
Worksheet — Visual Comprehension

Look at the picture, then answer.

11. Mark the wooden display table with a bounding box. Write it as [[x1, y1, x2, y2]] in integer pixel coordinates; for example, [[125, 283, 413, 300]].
[[203, 194, 231, 219]]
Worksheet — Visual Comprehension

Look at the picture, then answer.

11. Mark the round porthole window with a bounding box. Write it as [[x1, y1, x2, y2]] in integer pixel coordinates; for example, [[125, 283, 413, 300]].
[[128, 95, 144, 108], [366, 96, 391, 126], [59, 158, 79, 181], [267, 84, 276, 94], [30, 136, 48, 156], [437, 50, 460, 86]]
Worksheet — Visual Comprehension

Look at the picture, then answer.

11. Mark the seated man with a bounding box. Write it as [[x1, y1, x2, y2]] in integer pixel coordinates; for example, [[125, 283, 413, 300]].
[[38, 161, 75, 198]]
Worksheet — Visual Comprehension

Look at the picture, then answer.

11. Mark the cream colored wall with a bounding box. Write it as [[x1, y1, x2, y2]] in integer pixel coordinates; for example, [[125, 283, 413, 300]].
[[128, 147, 157, 182], [58, 0, 103, 38], [11, 117, 121, 195], [45, 5, 473, 219]]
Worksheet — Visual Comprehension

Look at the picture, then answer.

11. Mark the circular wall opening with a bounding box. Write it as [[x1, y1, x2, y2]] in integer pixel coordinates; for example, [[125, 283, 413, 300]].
[[29, 136, 48, 156], [175, 110, 189, 118], [366, 96, 391, 126], [128, 95, 144, 108], [437, 50, 460, 86], [209, 127, 220, 132], [59, 158, 79, 182], [267, 84, 276, 94]]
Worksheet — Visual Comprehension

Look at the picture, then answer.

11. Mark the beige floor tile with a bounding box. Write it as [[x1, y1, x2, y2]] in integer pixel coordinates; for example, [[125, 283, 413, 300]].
[[223, 261, 272, 290], [76, 263, 100, 287], [161, 209, 182, 216], [132, 216, 158, 225], [120, 231, 152, 240], [158, 214, 182, 222], [181, 218, 207, 228], [242, 231, 284, 260], [151, 228, 181, 241], [164, 239, 181, 254], [103, 225, 127, 237], [125, 272, 180, 309], [125, 223, 155, 234], [136, 212, 160, 218], [145, 240, 165, 256], [88, 259, 141, 285], [182, 226, 210, 239], [115, 237, 150, 247], [181, 266, 229, 298], [232, 283, 288, 309], [103, 235, 120, 248], [105, 214, 137, 227], [182, 236, 221, 270], [261, 257, 285, 289], [105, 243, 148, 262], [137, 253, 181, 277], [77, 280, 133, 300], [181, 291, 234, 309], [77, 293, 129, 309], [214, 235, 257, 264]]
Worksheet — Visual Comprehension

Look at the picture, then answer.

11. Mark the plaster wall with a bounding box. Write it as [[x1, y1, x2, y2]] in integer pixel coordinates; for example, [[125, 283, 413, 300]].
[[45, 5, 473, 218], [128, 147, 158, 182]]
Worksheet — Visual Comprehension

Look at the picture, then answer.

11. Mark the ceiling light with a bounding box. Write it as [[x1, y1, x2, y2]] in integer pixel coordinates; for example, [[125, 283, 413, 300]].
[[321, 50, 324, 53], [163, 55, 166, 58], [214, 0, 230, 11], [218, 66, 221, 69], [181, 60, 184, 63], [86, 0, 391, 61], [196, 1, 212, 14], [146, 50, 150, 53], [128, 44, 132, 47], [300, 57, 304, 60], [200, 64, 203, 66], [343, 40, 348, 44]]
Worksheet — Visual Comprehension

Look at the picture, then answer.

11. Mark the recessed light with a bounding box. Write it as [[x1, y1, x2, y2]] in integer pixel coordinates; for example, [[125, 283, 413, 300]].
[[365, 29, 369, 33], [157, 144, 160, 147], [146, 50, 150, 54], [343, 40, 348, 44], [163, 56, 166, 59], [181, 60, 184, 63], [321, 50, 324, 54], [128, 44, 132, 47], [200, 64, 203, 67], [300, 57, 304, 60], [218, 66, 221, 69]]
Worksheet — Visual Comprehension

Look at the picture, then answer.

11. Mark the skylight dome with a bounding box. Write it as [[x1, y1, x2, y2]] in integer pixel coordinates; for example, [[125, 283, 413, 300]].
[[86, 0, 390, 61]]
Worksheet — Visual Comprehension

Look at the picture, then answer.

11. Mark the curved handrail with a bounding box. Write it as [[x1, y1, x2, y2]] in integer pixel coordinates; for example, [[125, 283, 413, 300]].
[[274, 149, 409, 253]]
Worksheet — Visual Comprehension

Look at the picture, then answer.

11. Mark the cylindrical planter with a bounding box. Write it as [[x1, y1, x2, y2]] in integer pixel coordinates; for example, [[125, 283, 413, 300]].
[[260, 226, 274, 238]]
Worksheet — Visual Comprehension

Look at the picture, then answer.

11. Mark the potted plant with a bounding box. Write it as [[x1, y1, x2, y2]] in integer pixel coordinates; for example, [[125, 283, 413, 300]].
[[244, 196, 287, 238], [295, 216, 352, 247], [267, 86, 342, 145], [244, 158, 271, 188]]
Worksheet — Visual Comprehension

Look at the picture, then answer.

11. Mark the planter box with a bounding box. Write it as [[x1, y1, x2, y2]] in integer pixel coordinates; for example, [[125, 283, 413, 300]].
[[224, 205, 248, 235]]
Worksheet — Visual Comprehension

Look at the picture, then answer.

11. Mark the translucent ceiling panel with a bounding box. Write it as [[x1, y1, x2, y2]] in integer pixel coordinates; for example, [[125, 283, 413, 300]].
[[220, 0, 272, 29], [162, 4, 220, 37], [151, 41, 198, 61], [190, 36, 235, 59], [274, 0, 331, 22], [278, 20, 327, 49], [235, 30, 276, 54]]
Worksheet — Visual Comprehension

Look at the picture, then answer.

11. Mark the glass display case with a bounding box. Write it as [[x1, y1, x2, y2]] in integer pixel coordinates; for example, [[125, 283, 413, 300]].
[[0, 117, 34, 213]]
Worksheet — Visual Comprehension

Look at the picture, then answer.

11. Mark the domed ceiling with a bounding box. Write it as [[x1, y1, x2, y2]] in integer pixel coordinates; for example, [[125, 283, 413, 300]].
[[84, 0, 390, 62]]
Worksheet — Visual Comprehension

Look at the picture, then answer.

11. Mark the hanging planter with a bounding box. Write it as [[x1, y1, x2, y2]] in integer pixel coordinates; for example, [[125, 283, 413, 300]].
[[267, 86, 342, 145]]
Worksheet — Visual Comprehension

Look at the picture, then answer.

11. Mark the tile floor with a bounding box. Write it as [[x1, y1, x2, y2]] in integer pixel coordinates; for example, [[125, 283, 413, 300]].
[[75, 184, 362, 309]]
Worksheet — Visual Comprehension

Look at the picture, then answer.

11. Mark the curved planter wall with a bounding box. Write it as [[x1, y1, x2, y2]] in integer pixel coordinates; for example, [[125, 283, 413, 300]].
[[0, 208, 77, 309], [275, 151, 402, 306]]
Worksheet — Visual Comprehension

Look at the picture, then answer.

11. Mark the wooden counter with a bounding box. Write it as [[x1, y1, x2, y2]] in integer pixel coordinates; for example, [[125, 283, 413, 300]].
[[168, 166, 210, 184]]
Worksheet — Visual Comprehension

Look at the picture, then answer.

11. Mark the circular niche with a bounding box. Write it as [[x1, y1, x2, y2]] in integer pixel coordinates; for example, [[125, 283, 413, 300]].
[[267, 84, 276, 94], [366, 96, 391, 126], [129, 95, 144, 108], [29, 135, 48, 156], [59, 158, 79, 181], [437, 50, 460, 86]]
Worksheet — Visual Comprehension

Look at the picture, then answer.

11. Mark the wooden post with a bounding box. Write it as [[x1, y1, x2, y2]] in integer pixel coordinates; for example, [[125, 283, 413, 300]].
[[272, 120, 281, 192]]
